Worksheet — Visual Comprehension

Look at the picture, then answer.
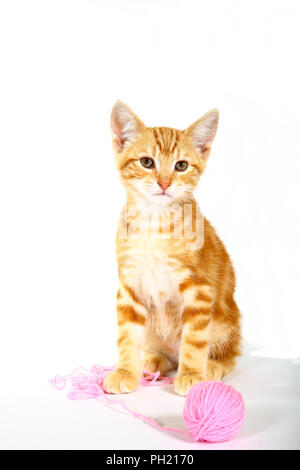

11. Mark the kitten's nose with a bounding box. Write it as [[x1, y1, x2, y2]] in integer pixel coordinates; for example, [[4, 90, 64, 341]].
[[158, 179, 171, 192]]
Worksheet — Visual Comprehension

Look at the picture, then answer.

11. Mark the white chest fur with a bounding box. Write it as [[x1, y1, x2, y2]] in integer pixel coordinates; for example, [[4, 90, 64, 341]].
[[133, 251, 180, 309], [118, 203, 185, 338], [129, 246, 183, 340]]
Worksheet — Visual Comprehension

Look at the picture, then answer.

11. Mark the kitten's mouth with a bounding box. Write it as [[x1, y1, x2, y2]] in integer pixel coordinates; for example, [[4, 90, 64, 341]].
[[153, 192, 172, 197]]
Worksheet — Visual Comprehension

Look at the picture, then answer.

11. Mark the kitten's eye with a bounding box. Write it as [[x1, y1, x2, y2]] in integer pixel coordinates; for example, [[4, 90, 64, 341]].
[[140, 157, 155, 169], [175, 160, 188, 172]]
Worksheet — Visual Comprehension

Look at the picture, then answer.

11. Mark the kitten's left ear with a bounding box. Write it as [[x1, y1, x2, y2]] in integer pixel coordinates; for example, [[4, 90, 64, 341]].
[[185, 109, 219, 159], [111, 100, 146, 153]]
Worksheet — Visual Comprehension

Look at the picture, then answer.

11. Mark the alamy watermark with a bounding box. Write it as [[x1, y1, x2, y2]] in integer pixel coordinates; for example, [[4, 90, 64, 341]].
[[117, 202, 205, 250]]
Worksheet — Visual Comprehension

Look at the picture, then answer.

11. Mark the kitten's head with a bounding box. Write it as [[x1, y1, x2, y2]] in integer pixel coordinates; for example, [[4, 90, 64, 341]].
[[111, 101, 218, 205]]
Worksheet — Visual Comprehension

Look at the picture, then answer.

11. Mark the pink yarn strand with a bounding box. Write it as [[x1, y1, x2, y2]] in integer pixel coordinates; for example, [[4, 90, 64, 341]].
[[49, 364, 189, 438], [50, 365, 245, 443]]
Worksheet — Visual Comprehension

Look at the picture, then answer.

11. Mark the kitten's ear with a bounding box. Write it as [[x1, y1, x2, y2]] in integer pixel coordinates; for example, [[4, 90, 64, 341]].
[[111, 100, 146, 153], [185, 109, 219, 158]]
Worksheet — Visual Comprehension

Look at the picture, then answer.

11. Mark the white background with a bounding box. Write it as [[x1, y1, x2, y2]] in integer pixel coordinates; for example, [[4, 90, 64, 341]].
[[0, 0, 299, 450]]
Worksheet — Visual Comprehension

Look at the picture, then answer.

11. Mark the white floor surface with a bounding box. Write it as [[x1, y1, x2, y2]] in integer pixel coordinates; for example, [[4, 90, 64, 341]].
[[1, 348, 300, 450]]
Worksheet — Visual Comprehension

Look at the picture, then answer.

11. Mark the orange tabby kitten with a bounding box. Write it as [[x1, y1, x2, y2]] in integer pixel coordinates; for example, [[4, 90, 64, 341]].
[[103, 101, 241, 396]]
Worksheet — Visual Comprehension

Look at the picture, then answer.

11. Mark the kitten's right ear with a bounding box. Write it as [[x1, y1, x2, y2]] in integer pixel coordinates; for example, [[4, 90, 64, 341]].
[[110, 101, 146, 153], [185, 109, 219, 159]]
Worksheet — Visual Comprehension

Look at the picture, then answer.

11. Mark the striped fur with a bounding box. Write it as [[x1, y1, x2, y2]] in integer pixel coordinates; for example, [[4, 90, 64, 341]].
[[103, 101, 241, 396]]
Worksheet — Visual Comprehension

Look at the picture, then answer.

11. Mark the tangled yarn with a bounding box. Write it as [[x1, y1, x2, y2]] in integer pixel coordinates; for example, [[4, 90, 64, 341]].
[[50, 364, 245, 443]]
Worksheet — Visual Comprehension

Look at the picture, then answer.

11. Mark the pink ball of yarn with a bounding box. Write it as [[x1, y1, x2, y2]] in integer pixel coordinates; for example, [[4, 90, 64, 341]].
[[183, 381, 245, 443]]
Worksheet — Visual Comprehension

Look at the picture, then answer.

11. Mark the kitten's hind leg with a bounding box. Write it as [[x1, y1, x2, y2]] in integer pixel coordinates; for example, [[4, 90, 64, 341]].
[[206, 357, 236, 380], [207, 300, 241, 381], [143, 352, 173, 376]]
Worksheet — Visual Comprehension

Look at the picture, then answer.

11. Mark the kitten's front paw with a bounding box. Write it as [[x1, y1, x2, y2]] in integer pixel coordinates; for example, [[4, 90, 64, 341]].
[[103, 370, 139, 394], [174, 374, 204, 396]]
